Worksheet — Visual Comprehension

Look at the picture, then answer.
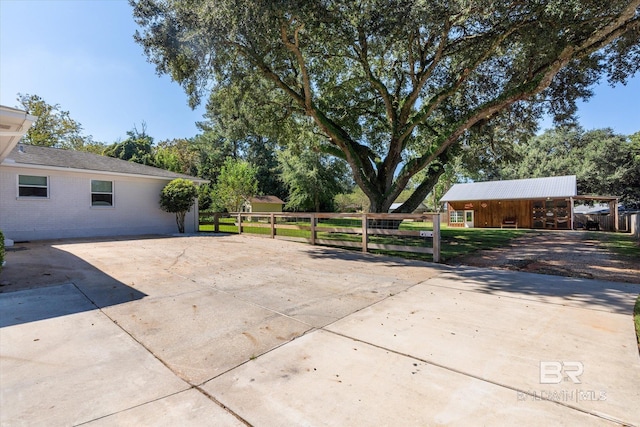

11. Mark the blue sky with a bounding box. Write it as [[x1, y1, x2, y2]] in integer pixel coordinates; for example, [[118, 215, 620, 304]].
[[1, 0, 639, 144]]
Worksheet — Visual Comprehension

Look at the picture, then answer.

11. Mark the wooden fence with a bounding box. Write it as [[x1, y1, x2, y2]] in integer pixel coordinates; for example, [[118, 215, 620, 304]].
[[199, 211, 441, 262]]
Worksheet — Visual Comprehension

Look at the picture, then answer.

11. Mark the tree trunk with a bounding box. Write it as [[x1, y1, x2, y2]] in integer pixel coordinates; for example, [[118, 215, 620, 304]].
[[176, 211, 186, 233]]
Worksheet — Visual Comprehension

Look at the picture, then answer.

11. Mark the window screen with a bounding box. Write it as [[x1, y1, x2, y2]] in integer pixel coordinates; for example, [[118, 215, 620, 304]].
[[18, 175, 48, 197], [91, 180, 113, 206]]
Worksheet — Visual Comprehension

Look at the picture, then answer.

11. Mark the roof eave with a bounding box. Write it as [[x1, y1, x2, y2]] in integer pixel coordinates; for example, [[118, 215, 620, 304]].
[[0, 161, 208, 183], [0, 106, 37, 163]]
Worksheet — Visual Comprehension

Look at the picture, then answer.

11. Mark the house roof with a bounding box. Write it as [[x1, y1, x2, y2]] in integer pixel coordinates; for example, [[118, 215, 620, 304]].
[[1, 144, 207, 183], [250, 195, 284, 204], [440, 175, 577, 202]]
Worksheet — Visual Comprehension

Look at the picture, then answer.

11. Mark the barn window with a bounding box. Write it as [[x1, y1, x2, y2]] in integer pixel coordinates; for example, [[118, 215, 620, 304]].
[[18, 175, 49, 198], [450, 210, 464, 223], [91, 180, 113, 207]]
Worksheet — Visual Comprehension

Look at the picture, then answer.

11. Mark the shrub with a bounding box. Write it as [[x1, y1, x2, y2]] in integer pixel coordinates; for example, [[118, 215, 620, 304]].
[[160, 178, 198, 233]]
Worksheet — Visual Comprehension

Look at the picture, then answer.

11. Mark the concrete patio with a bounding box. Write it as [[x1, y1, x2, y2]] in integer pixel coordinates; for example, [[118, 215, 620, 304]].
[[1, 235, 638, 425]]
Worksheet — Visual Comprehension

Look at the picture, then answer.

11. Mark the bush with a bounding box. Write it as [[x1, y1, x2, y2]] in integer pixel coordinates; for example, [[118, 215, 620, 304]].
[[0, 230, 5, 273], [197, 183, 214, 211], [160, 178, 198, 233]]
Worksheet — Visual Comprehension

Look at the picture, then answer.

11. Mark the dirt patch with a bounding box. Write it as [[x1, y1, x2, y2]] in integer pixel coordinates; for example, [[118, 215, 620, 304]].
[[450, 231, 640, 284]]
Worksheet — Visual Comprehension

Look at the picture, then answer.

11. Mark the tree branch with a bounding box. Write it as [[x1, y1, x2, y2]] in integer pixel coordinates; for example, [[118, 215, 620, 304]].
[[280, 21, 314, 110], [355, 26, 397, 128]]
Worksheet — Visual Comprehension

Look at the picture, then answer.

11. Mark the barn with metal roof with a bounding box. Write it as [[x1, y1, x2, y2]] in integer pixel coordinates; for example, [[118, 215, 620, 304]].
[[439, 176, 618, 230]]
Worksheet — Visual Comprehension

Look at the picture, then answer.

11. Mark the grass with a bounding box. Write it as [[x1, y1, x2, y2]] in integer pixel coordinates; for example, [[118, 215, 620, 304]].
[[584, 231, 640, 258], [439, 227, 531, 261], [635, 294, 640, 354], [200, 219, 532, 262]]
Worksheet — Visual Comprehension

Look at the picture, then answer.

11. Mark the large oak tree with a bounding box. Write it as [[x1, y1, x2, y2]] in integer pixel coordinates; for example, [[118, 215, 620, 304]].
[[131, 0, 640, 212]]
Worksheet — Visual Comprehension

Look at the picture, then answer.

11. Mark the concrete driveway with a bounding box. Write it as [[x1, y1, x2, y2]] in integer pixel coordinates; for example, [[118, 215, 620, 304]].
[[1, 235, 639, 426]]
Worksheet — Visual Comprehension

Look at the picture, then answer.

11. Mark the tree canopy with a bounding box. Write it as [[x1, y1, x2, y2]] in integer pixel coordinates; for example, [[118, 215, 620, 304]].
[[17, 93, 100, 151], [104, 124, 155, 165], [132, 0, 640, 212], [499, 127, 640, 207], [214, 158, 258, 212], [159, 178, 198, 233], [279, 146, 351, 212]]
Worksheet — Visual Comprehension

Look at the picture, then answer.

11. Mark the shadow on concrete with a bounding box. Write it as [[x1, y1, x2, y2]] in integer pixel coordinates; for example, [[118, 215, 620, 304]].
[[304, 245, 450, 269], [0, 243, 146, 327], [440, 267, 640, 315]]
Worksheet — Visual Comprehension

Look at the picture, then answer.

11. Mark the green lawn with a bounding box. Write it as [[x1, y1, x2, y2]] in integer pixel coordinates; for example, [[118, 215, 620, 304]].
[[584, 231, 640, 258], [200, 219, 532, 261], [439, 227, 531, 260], [635, 294, 640, 354]]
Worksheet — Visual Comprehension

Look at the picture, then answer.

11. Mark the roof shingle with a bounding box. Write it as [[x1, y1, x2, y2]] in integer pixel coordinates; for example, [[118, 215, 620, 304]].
[[3, 144, 205, 182], [250, 195, 284, 204]]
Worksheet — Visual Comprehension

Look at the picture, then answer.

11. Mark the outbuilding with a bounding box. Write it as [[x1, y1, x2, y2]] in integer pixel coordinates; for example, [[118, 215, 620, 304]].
[[244, 195, 285, 213], [439, 175, 619, 231]]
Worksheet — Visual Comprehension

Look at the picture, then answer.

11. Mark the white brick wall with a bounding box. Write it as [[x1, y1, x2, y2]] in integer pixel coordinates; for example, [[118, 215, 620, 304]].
[[0, 166, 198, 241]]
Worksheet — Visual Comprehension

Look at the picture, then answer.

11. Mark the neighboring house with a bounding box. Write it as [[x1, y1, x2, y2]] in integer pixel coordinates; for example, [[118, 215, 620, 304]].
[[0, 111, 207, 242], [244, 195, 285, 213], [439, 175, 619, 231]]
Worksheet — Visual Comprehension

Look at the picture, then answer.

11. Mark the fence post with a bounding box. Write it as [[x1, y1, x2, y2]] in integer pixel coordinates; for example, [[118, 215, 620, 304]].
[[270, 213, 275, 238], [362, 214, 368, 253], [237, 213, 242, 234], [214, 213, 219, 233], [432, 214, 441, 263], [310, 214, 316, 245]]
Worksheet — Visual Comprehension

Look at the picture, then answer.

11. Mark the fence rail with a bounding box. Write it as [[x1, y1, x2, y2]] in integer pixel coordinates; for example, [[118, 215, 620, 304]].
[[199, 211, 441, 262]]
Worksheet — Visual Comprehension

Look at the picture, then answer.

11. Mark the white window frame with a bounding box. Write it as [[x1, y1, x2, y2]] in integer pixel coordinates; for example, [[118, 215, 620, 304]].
[[90, 179, 114, 207], [450, 210, 465, 224], [17, 174, 49, 199]]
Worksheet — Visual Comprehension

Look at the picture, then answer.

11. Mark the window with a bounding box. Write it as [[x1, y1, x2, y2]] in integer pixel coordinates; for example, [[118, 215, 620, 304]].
[[91, 180, 113, 206], [450, 210, 464, 223], [18, 175, 48, 198]]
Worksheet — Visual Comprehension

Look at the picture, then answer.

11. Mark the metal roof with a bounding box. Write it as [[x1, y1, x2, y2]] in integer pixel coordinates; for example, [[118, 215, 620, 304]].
[[440, 175, 577, 202], [2, 144, 207, 183]]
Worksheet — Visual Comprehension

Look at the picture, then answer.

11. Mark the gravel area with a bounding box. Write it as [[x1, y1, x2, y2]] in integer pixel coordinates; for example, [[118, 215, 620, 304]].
[[451, 231, 640, 284]]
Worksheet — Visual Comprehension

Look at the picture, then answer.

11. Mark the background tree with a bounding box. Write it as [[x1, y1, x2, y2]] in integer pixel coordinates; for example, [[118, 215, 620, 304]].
[[626, 131, 640, 207], [132, 0, 640, 213], [154, 138, 200, 175], [17, 93, 101, 151], [104, 123, 155, 165], [196, 74, 291, 199], [498, 127, 640, 206], [190, 131, 237, 182], [279, 146, 351, 212], [197, 183, 214, 211], [245, 137, 288, 201], [334, 187, 371, 213], [213, 158, 258, 212], [159, 178, 198, 233]]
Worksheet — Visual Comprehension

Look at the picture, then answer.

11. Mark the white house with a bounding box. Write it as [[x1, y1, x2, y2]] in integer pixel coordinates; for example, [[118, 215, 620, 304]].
[[0, 106, 207, 242]]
